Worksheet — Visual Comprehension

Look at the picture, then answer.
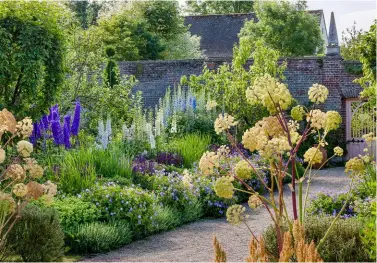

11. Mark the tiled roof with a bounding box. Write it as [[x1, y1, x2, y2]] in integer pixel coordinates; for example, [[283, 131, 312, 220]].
[[184, 10, 323, 58]]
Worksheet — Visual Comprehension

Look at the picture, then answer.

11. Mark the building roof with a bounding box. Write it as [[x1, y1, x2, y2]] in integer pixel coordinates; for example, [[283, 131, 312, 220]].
[[184, 10, 325, 58]]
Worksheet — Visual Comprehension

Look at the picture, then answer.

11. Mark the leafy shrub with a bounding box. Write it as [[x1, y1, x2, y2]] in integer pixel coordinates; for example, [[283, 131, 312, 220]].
[[169, 134, 211, 167], [307, 192, 356, 218], [4, 204, 64, 262], [152, 205, 181, 232], [53, 196, 101, 231], [81, 183, 155, 236], [263, 217, 371, 262], [180, 199, 203, 223], [69, 221, 132, 253]]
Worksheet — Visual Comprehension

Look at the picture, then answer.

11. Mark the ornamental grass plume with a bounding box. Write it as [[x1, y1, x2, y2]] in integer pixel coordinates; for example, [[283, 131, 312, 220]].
[[213, 236, 227, 263], [245, 236, 268, 262]]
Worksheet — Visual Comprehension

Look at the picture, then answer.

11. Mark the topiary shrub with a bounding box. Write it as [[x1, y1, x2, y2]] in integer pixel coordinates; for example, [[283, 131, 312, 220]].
[[263, 217, 371, 262], [69, 221, 132, 253], [4, 204, 64, 262]]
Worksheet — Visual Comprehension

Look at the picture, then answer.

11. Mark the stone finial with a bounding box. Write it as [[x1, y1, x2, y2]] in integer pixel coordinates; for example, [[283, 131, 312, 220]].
[[326, 11, 340, 56]]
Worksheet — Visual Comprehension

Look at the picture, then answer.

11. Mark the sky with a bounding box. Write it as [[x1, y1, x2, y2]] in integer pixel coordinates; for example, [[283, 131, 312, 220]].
[[179, 0, 377, 43]]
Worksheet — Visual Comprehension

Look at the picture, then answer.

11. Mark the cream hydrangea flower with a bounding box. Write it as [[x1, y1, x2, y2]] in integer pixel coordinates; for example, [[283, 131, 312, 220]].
[[304, 147, 323, 164], [206, 100, 218, 111], [308, 84, 329, 104], [246, 74, 292, 114], [214, 176, 234, 199], [26, 181, 44, 200], [0, 192, 16, 214], [333, 146, 344, 157], [0, 148, 5, 164], [16, 140, 33, 157], [0, 108, 17, 134], [291, 105, 305, 121], [345, 157, 365, 174], [12, 183, 27, 197], [226, 204, 247, 225], [6, 164, 25, 182], [16, 117, 33, 138], [214, 113, 238, 134], [199, 151, 219, 175], [234, 160, 253, 179], [307, 109, 326, 130], [324, 111, 342, 131], [28, 164, 44, 179], [43, 180, 57, 196], [248, 193, 263, 209], [182, 169, 193, 188]]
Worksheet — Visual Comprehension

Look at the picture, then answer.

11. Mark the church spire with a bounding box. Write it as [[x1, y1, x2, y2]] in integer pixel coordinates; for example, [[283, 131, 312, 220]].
[[326, 11, 340, 56]]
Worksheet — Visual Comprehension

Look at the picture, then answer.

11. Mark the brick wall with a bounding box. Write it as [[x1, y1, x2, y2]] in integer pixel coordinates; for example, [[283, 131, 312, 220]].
[[119, 57, 362, 141]]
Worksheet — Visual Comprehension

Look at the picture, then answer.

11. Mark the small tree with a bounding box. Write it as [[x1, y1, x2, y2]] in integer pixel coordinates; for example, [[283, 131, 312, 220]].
[[239, 0, 323, 56], [341, 21, 364, 60], [104, 47, 120, 88], [0, 1, 68, 118], [185, 0, 254, 15]]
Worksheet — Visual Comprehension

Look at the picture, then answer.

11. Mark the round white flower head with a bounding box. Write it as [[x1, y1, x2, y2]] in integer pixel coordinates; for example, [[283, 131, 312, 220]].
[[17, 140, 33, 157], [333, 146, 344, 157], [13, 183, 27, 197], [206, 100, 218, 111], [16, 117, 33, 138], [246, 74, 292, 114], [248, 193, 263, 209], [304, 147, 323, 164], [6, 164, 25, 182], [28, 164, 44, 179], [345, 157, 365, 174], [199, 151, 219, 176], [308, 84, 329, 104], [214, 113, 238, 134], [362, 133, 376, 144], [260, 136, 291, 159], [43, 180, 57, 196], [214, 176, 234, 199], [324, 111, 342, 131], [307, 109, 326, 130], [0, 148, 5, 164]]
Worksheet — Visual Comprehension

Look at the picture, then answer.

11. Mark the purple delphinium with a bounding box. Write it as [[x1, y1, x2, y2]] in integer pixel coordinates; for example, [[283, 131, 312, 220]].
[[51, 120, 63, 145], [30, 122, 41, 145], [71, 101, 81, 136], [132, 155, 155, 174], [156, 152, 183, 167], [63, 115, 71, 149]]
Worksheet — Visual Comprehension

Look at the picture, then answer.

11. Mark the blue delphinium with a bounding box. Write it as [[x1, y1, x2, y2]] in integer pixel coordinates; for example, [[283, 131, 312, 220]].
[[63, 115, 71, 149], [71, 100, 81, 136]]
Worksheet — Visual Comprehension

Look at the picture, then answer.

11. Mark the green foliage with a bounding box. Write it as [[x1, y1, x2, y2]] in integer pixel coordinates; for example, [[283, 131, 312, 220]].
[[355, 21, 376, 105], [306, 192, 351, 217], [152, 205, 181, 232], [359, 202, 376, 261], [344, 62, 363, 75], [341, 21, 365, 60], [180, 199, 204, 223], [263, 217, 371, 262], [239, 0, 323, 56], [81, 184, 155, 236], [69, 221, 132, 253], [185, 0, 254, 14], [57, 148, 97, 194], [0, 1, 68, 118], [53, 196, 101, 231], [169, 134, 211, 167], [66, 0, 103, 29], [104, 47, 120, 88], [4, 204, 64, 262]]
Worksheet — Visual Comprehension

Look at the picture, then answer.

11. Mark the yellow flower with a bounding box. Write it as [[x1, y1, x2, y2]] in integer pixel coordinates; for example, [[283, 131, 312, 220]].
[[216, 145, 230, 158], [214, 113, 238, 134], [307, 109, 326, 130], [260, 136, 291, 159], [242, 126, 267, 152], [206, 100, 218, 111], [248, 193, 263, 209], [304, 147, 323, 164], [226, 204, 247, 225], [234, 160, 253, 179], [6, 164, 25, 182], [324, 111, 342, 131], [291, 105, 305, 121], [308, 84, 328, 104], [333, 146, 344, 156], [16, 117, 33, 138], [0, 148, 5, 164], [246, 74, 292, 114], [362, 133, 376, 143], [28, 164, 44, 179], [0, 192, 16, 215], [199, 151, 219, 176], [345, 157, 365, 174], [182, 169, 193, 188], [16, 140, 33, 157], [12, 183, 27, 197], [214, 176, 234, 199]]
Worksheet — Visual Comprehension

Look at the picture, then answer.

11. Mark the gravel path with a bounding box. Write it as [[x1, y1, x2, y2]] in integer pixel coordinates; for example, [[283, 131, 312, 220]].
[[84, 167, 350, 262]]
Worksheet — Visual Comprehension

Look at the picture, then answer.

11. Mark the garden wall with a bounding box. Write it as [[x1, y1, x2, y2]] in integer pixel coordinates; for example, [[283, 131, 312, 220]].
[[119, 57, 362, 141]]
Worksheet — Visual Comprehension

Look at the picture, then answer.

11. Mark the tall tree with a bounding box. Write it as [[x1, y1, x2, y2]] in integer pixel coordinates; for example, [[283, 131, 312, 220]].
[[185, 0, 254, 15], [66, 0, 103, 29], [239, 0, 323, 56], [341, 22, 364, 60], [0, 1, 68, 118]]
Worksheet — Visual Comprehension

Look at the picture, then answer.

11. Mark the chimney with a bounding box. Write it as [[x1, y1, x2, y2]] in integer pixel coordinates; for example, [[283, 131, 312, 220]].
[[326, 11, 340, 56]]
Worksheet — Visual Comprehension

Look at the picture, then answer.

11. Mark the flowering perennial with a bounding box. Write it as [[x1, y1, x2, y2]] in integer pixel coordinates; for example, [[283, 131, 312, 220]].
[[214, 176, 234, 199], [324, 111, 342, 131], [214, 113, 238, 134], [226, 204, 247, 225], [304, 147, 323, 164], [308, 84, 329, 104], [333, 146, 344, 157]]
